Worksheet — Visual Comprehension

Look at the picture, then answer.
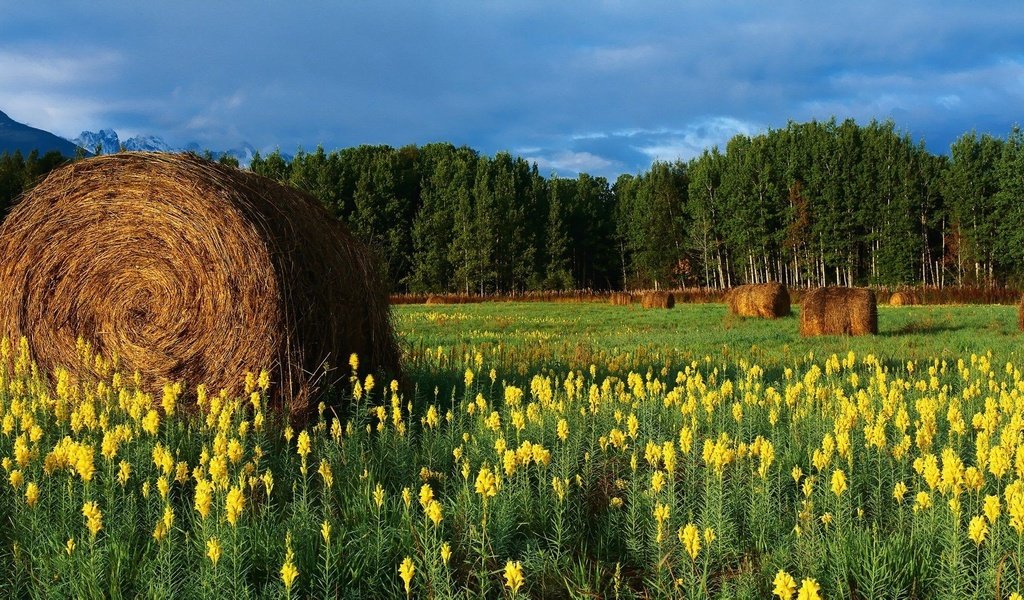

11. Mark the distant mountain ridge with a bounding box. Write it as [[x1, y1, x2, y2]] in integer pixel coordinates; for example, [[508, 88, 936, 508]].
[[0, 110, 85, 157], [0, 109, 286, 167], [73, 129, 259, 166]]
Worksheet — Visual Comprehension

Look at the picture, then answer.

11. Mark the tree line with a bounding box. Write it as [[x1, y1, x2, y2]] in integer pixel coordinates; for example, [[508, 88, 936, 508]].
[[2, 118, 1023, 291]]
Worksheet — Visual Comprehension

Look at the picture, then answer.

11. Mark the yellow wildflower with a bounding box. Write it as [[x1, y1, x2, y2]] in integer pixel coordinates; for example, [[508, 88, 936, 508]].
[[504, 560, 525, 595], [968, 515, 989, 546], [796, 578, 820, 600], [399, 556, 415, 596], [207, 537, 222, 567], [773, 570, 797, 600]]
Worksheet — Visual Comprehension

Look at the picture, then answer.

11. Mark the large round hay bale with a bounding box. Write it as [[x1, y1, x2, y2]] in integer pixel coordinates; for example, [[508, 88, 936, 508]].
[[609, 292, 632, 306], [640, 291, 675, 309], [0, 153, 400, 418], [890, 290, 920, 306], [799, 287, 877, 336], [725, 282, 791, 319]]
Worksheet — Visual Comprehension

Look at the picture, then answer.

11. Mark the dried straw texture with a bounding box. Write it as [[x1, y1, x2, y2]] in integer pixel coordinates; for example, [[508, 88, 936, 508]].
[[890, 290, 920, 306], [799, 287, 878, 336], [0, 153, 399, 419], [609, 292, 633, 306], [725, 283, 791, 319], [640, 291, 675, 309]]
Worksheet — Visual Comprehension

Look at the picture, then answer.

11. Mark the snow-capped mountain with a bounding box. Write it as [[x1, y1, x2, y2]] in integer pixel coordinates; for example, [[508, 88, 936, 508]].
[[74, 130, 173, 154], [73, 129, 258, 166]]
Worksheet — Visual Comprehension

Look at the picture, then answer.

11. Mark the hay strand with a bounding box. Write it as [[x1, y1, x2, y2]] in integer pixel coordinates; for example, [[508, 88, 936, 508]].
[[799, 287, 877, 336], [0, 152, 400, 419], [640, 291, 675, 309], [725, 282, 791, 319]]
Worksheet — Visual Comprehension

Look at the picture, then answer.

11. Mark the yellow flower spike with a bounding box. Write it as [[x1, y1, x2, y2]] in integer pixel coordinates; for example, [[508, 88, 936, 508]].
[[440, 542, 452, 565], [984, 495, 1001, 524], [773, 570, 796, 600], [318, 460, 334, 489], [426, 500, 443, 527], [676, 522, 699, 560], [475, 465, 498, 498], [373, 483, 386, 509], [402, 487, 412, 509], [296, 430, 311, 459], [321, 520, 331, 544], [24, 482, 38, 507], [796, 578, 820, 600], [81, 501, 102, 538], [225, 485, 245, 525], [893, 481, 908, 504], [66, 538, 76, 556], [831, 469, 847, 497], [504, 560, 525, 595], [206, 537, 222, 567], [399, 556, 415, 596], [968, 515, 989, 546], [703, 527, 716, 545]]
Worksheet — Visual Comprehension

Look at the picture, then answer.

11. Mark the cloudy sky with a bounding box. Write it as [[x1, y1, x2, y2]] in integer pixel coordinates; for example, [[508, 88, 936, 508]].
[[2, 1, 1023, 176]]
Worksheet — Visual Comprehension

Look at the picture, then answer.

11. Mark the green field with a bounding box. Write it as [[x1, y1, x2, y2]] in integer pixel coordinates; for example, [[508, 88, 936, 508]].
[[398, 302, 1021, 384], [3, 301, 1024, 599]]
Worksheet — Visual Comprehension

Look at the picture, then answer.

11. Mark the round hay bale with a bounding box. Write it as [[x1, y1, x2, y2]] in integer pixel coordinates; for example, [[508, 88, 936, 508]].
[[609, 292, 632, 306], [640, 291, 675, 309], [425, 295, 446, 305], [799, 287, 877, 336], [890, 290, 920, 306], [725, 282, 791, 319], [0, 152, 400, 419]]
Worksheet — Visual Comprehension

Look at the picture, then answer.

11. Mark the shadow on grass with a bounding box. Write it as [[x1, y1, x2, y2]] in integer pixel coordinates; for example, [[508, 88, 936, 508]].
[[880, 319, 967, 337]]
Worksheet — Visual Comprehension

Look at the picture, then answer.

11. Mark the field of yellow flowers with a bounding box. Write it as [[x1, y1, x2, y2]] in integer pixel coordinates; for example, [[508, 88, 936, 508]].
[[2, 302, 1024, 598]]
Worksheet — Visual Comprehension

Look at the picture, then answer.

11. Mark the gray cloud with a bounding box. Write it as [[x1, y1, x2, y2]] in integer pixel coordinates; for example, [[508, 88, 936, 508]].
[[2, 1, 1023, 175]]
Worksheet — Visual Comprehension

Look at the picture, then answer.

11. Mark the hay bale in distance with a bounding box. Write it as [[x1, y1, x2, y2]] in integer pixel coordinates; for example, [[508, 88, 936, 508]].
[[799, 287, 877, 336], [0, 153, 400, 419], [609, 292, 632, 306], [890, 290, 920, 306], [641, 291, 675, 309], [725, 282, 791, 319]]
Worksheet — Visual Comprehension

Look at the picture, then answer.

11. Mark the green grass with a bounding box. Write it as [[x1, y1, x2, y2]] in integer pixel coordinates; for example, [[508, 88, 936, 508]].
[[398, 302, 1020, 382]]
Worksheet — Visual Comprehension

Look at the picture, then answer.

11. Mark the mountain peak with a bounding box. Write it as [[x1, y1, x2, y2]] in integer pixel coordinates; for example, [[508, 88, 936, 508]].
[[0, 110, 84, 157]]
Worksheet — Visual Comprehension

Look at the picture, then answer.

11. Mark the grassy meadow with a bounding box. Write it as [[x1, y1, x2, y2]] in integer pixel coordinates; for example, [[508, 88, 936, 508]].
[[2, 300, 1024, 598]]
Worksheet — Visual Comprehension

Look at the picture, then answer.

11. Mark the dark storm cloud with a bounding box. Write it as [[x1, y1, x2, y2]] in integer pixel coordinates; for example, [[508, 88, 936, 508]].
[[2, 1, 1022, 176]]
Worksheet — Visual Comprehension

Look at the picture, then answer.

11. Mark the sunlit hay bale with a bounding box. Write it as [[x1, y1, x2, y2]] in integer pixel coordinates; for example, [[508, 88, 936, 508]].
[[609, 292, 633, 306], [890, 290, 920, 306], [425, 295, 446, 305], [640, 291, 675, 309], [0, 152, 400, 420], [799, 287, 877, 336], [725, 282, 791, 319]]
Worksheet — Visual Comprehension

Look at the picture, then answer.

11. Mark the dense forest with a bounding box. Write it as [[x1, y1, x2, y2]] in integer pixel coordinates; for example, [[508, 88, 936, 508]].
[[2, 118, 1023, 292]]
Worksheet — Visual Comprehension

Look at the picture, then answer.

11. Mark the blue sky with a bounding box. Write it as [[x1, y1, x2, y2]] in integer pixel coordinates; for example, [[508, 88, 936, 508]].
[[2, 1, 1022, 177]]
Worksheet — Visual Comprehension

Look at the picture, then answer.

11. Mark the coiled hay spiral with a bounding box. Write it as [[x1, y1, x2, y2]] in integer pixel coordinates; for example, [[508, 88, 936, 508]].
[[799, 287, 877, 336], [0, 153, 400, 419], [725, 282, 791, 319], [890, 290, 920, 306]]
